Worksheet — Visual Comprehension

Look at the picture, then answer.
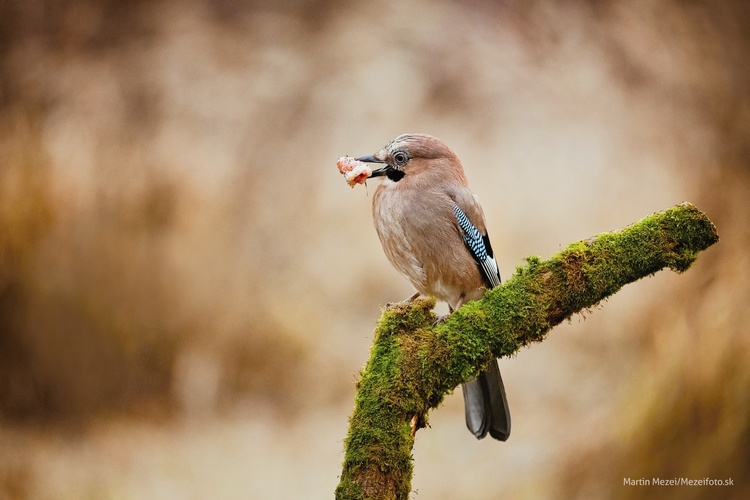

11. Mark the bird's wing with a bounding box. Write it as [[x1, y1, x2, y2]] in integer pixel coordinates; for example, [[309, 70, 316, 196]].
[[450, 193, 501, 289]]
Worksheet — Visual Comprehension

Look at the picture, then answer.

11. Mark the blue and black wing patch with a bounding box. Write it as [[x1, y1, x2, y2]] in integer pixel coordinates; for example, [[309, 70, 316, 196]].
[[452, 204, 501, 289]]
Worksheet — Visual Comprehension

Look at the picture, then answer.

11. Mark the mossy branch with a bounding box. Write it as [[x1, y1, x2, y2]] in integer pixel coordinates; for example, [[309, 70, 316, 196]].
[[335, 202, 718, 500]]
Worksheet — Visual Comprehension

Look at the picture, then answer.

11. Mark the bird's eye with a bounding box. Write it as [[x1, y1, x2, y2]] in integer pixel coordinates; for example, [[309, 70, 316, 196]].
[[393, 151, 409, 166]]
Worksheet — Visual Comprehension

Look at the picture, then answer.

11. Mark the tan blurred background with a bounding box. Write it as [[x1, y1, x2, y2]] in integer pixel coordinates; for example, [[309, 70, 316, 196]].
[[0, 0, 748, 498]]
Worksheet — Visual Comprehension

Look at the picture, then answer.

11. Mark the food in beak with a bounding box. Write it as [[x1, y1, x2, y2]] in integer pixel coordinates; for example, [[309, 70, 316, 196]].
[[337, 156, 372, 188]]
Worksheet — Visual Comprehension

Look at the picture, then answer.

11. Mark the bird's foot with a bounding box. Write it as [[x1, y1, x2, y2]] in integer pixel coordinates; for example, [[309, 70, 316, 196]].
[[385, 292, 421, 309], [432, 313, 451, 326]]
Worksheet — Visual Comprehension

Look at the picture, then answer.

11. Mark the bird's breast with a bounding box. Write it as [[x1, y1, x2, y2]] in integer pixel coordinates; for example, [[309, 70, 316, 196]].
[[372, 182, 487, 307], [372, 183, 429, 292]]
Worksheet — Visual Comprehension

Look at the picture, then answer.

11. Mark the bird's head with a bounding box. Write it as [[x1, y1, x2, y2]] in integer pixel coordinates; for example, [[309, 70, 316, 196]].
[[356, 133, 462, 183]]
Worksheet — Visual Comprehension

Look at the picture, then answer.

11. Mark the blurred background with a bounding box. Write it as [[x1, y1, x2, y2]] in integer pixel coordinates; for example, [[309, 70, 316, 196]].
[[0, 0, 747, 498]]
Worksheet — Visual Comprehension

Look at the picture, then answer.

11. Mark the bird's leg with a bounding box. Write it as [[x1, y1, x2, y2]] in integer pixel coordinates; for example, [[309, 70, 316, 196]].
[[385, 291, 421, 309], [433, 295, 466, 326], [432, 305, 455, 326]]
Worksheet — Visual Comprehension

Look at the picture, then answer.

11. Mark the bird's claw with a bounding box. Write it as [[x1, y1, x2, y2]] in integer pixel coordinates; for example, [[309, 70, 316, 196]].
[[385, 292, 421, 309], [432, 314, 450, 326]]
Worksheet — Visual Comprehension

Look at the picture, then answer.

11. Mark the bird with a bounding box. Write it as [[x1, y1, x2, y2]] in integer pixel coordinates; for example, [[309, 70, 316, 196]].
[[355, 133, 511, 441]]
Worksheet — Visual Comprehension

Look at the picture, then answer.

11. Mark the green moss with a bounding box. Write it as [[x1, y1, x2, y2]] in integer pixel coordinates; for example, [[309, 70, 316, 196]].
[[336, 203, 718, 499], [337, 300, 440, 499]]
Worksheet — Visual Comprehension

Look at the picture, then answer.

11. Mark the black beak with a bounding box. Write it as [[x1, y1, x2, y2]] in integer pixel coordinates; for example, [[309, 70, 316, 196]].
[[356, 154, 390, 178], [355, 154, 384, 164]]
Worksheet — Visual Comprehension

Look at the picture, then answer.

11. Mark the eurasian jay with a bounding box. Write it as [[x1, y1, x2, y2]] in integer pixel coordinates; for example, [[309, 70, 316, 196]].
[[355, 133, 511, 441]]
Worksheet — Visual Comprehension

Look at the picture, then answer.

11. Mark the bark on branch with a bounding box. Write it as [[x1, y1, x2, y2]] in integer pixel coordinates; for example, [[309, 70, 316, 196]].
[[335, 202, 719, 500]]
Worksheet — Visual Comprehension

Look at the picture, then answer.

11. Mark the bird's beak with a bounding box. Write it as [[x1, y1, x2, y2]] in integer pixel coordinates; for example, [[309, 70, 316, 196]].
[[356, 154, 389, 178], [355, 154, 383, 164]]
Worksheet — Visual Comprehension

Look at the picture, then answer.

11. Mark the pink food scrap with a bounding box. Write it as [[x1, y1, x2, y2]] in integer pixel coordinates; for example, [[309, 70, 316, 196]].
[[337, 156, 371, 188]]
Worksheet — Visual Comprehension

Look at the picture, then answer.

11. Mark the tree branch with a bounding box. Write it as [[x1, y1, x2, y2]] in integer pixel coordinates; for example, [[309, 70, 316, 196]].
[[335, 202, 719, 500]]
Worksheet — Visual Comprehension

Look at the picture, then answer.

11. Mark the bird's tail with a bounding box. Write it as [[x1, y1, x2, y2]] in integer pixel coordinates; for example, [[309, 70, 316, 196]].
[[461, 359, 511, 441]]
